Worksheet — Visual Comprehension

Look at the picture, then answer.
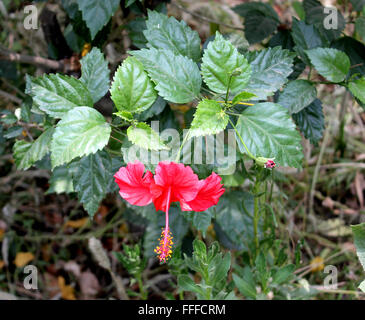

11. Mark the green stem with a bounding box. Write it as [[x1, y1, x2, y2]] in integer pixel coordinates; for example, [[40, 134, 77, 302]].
[[226, 111, 244, 117], [253, 179, 261, 252], [110, 135, 124, 144], [224, 75, 233, 103], [105, 147, 121, 156], [174, 130, 191, 162], [307, 66, 312, 80], [228, 118, 255, 159], [137, 274, 147, 300]]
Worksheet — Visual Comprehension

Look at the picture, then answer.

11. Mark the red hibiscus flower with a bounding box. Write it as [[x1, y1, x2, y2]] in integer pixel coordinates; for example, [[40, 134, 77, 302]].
[[114, 161, 225, 263]]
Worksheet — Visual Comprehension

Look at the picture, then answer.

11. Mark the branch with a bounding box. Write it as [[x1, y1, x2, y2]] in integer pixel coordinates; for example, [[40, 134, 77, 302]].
[[0, 47, 64, 70], [350, 63, 364, 69], [0, 88, 22, 104]]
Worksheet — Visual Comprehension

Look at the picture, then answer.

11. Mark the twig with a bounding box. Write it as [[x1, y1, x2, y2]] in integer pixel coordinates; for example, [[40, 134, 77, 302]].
[[293, 179, 357, 214], [15, 285, 43, 299], [350, 63, 364, 69], [318, 162, 365, 169], [170, 1, 244, 31], [0, 89, 22, 104], [0, 47, 64, 70], [309, 122, 331, 215], [1, 79, 26, 98], [313, 287, 365, 296], [18, 121, 44, 131]]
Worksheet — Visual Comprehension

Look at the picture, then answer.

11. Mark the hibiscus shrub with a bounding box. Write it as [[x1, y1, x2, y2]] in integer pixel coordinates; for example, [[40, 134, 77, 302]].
[[3, 0, 365, 299]]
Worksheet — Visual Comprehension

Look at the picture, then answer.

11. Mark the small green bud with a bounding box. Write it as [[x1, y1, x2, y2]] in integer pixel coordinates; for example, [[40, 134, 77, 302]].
[[230, 68, 242, 77], [255, 156, 276, 169]]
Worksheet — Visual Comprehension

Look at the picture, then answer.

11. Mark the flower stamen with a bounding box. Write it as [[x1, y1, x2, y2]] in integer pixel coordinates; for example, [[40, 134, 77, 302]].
[[154, 228, 174, 263]]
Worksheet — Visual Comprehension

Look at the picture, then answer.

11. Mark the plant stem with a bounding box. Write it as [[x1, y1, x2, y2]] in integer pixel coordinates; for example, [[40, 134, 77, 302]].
[[137, 274, 147, 299], [216, 100, 254, 106], [228, 118, 255, 160], [175, 130, 191, 162], [224, 75, 233, 103], [110, 135, 124, 144], [253, 178, 261, 252]]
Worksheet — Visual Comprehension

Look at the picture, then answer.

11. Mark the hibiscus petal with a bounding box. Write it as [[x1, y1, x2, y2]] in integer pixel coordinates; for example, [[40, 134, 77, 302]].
[[152, 161, 200, 212], [114, 161, 153, 206], [181, 172, 225, 212]]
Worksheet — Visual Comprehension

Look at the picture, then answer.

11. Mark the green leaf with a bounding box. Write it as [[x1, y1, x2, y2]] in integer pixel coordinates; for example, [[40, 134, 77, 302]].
[[278, 79, 317, 114], [245, 47, 295, 100], [201, 32, 251, 94], [233, 268, 257, 299], [359, 280, 365, 293], [291, 18, 322, 65], [110, 56, 157, 113], [47, 164, 75, 194], [350, 0, 365, 12], [62, 0, 79, 19], [76, 0, 119, 39], [125, 0, 137, 7], [20, 98, 32, 123], [272, 264, 295, 285], [214, 191, 257, 250], [221, 171, 245, 187], [51, 107, 111, 168], [26, 74, 93, 118], [355, 17, 365, 42], [4, 126, 23, 139], [136, 96, 167, 121], [211, 252, 231, 284], [80, 47, 110, 103], [332, 37, 365, 77], [114, 111, 133, 122], [303, 0, 345, 43], [306, 48, 350, 83], [131, 48, 201, 103], [0, 110, 17, 124], [127, 122, 168, 151], [190, 100, 228, 138], [126, 17, 148, 49], [0, 60, 17, 81], [292, 99, 324, 144], [232, 2, 280, 44], [107, 156, 124, 193], [255, 252, 267, 275], [193, 239, 207, 260], [232, 91, 257, 105], [144, 10, 201, 62], [293, 1, 305, 20], [64, 24, 84, 53], [183, 211, 212, 236], [177, 275, 205, 295], [236, 102, 303, 168], [351, 0, 365, 11], [348, 77, 365, 104], [13, 127, 55, 170], [73, 150, 112, 217], [351, 223, 365, 271]]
